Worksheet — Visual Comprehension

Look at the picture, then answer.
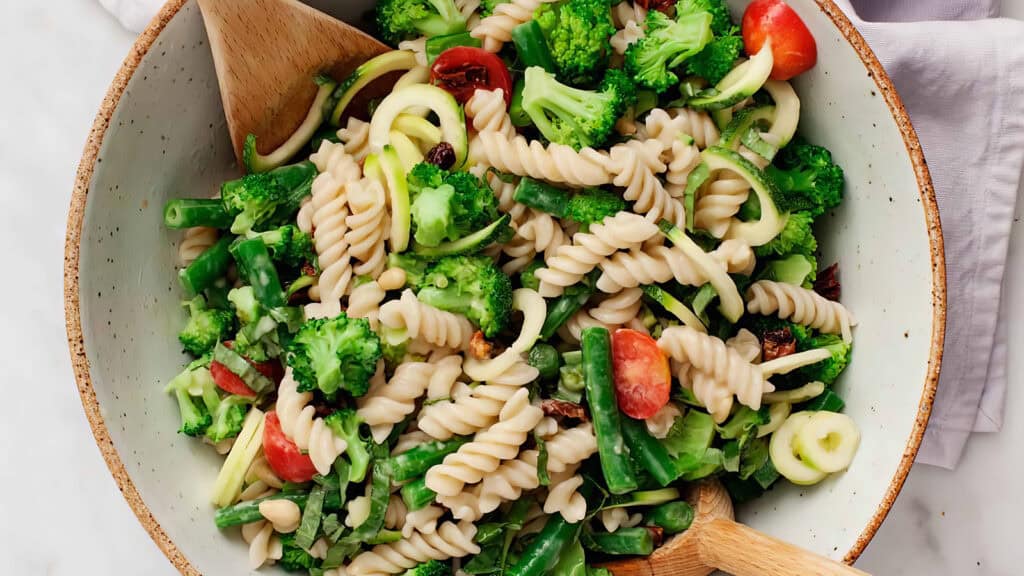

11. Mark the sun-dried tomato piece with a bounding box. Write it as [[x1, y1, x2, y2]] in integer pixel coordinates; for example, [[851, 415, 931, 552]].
[[469, 331, 493, 360], [636, 0, 676, 14], [762, 327, 796, 361], [541, 399, 589, 422], [645, 525, 666, 547], [814, 262, 841, 301]]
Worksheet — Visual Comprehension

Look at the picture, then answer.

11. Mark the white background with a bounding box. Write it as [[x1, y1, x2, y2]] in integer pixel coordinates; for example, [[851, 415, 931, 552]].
[[1, 1, 1021, 574]]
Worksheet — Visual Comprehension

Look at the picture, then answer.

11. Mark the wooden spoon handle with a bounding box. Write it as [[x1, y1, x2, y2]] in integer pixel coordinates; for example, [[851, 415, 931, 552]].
[[697, 518, 870, 576]]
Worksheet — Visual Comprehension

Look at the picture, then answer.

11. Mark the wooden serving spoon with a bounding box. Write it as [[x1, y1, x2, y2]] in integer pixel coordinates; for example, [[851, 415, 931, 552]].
[[603, 480, 870, 576], [196, 0, 389, 164]]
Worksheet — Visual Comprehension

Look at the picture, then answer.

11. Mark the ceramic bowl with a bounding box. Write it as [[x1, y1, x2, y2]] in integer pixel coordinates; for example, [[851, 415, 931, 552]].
[[64, 1, 944, 574]]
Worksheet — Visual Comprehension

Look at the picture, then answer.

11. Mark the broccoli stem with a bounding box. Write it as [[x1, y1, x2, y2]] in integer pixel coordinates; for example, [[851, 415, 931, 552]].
[[164, 198, 233, 229], [513, 178, 569, 218], [506, 514, 582, 576], [179, 235, 233, 296], [621, 416, 679, 487], [400, 477, 437, 511], [214, 490, 345, 529], [385, 437, 469, 482], [512, 20, 557, 73], [645, 501, 694, 534], [231, 238, 286, 308], [582, 527, 655, 555], [581, 327, 638, 495]]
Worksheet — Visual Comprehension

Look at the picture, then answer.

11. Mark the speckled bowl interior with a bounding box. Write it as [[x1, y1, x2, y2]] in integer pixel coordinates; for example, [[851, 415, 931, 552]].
[[65, 1, 943, 574]]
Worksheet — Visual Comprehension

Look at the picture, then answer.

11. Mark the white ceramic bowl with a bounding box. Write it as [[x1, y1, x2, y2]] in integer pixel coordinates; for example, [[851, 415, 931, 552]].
[[64, 1, 944, 574]]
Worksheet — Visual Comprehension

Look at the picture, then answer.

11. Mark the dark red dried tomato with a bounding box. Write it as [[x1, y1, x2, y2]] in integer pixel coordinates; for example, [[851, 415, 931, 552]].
[[762, 328, 796, 361], [425, 142, 456, 170], [635, 0, 676, 14], [814, 262, 841, 301], [541, 399, 589, 422]]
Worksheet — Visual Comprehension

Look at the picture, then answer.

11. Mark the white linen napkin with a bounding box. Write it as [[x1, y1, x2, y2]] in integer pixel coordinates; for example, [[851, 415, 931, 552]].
[[99, 0, 1024, 468], [836, 0, 1024, 468]]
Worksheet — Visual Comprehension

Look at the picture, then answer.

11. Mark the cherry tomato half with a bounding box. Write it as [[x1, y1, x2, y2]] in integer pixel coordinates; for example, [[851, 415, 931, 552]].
[[263, 412, 318, 483], [742, 0, 817, 81], [431, 46, 513, 107], [209, 361, 258, 398], [611, 329, 671, 420]]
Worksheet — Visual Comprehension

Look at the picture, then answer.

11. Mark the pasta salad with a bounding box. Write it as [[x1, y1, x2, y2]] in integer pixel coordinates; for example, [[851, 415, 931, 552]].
[[161, 0, 861, 573]]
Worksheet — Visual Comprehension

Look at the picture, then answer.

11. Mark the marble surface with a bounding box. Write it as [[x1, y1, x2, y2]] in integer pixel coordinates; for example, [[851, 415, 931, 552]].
[[3, 1, 1020, 574]]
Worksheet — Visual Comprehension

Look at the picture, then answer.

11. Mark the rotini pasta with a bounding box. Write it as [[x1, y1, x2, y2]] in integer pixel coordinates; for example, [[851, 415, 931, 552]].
[[276, 370, 348, 475], [560, 287, 644, 342], [606, 138, 686, 226], [472, 0, 558, 52], [357, 361, 432, 443], [639, 108, 720, 150], [610, 19, 644, 55], [177, 226, 217, 266], [347, 520, 480, 576], [746, 280, 855, 342], [379, 289, 476, 350], [469, 131, 613, 188], [543, 466, 587, 522], [425, 388, 543, 496], [345, 178, 388, 278], [502, 209, 570, 274], [597, 238, 755, 293], [347, 279, 387, 330], [599, 507, 643, 532], [385, 495, 445, 538], [536, 211, 660, 297], [465, 88, 516, 138], [397, 37, 428, 67], [665, 138, 702, 199], [695, 170, 751, 238], [644, 402, 682, 439], [308, 141, 360, 302], [611, 0, 646, 28], [242, 520, 283, 570], [338, 116, 371, 161], [418, 359, 538, 439], [659, 326, 774, 422]]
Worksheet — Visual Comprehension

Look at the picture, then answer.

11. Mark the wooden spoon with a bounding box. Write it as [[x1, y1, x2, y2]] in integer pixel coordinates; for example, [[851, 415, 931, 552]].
[[603, 480, 870, 576], [196, 0, 389, 163]]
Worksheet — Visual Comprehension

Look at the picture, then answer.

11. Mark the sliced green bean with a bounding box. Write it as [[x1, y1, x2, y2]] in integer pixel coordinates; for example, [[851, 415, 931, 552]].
[[582, 327, 638, 495]]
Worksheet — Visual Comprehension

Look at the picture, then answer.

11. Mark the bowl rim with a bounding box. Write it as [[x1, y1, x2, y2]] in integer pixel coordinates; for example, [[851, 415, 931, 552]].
[[63, 0, 945, 573]]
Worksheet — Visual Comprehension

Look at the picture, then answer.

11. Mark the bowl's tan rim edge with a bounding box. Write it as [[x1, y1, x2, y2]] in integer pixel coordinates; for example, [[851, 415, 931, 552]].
[[62, 0, 945, 574], [813, 0, 945, 565], [62, 1, 200, 575]]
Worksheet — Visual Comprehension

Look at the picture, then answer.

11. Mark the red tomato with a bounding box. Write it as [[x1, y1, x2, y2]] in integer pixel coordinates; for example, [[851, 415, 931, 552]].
[[611, 329, 671, 419], [430, 47, 513, 107], [742, 0, 817, 81], [210, 361, 257, 398], [263, 412, 318, 483]]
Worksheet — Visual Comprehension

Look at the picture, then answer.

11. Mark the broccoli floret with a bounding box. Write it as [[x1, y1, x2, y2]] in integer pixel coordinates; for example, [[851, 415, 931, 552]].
[[566, 188, 626, 225], [387, 253, 428, 287], [766, 140, 845, 217], [402, 560, 450, 576], [416, 255, 513, 337], [678, 0, 734, 36], [221, 161, 316, 235], [799, 333, 851, 385], [479, 0, 500, 16], [228, 286, 262, 324], [407, 165, 499, 247], [521, 66, 633, 150], [286, 313, 382, 398], [375, 0, 466, 46], [687, 33, 743, 85], [759, 253, 817, 286], [205, 395, 252, 443], [179, 296, 234, 357], [754, 211, 817, 258], [520, 260, 543, 291], [278, 534, 319, 572], [164, 360, 218, 437], [248, 224, 315, 271], [323, 409, 372, 483], [534, 0, 615, 85], [625, 10, 713, 93]]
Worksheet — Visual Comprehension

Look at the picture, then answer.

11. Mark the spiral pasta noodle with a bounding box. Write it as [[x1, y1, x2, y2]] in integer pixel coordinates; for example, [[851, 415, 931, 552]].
[[543, 466, 587, 522], [177, 226, 218, 266], [358, 361, 433, 443], [425, 388, 543, 496], [347, 279, 387, 330], [469, 131, 613, 188], [694, 170, 751, 238], [658, 326, 773, 422], [379, 289, 476, 350], [597, 239, 755, 293], [611, 0, 647, 28], [536, 211, 660, 297], [746, 280, 855, 342], [347, 520, 480, 576], [345, 178, 388, 278], [418, 359, 538, 439], [338, 116, 371, 161], [385, 495, 446, 538], [397, 37, 429, 67], [639, 108, 720, 150], [644, 403, 682, 439], [426, 354, 464, 400], [309, 141, 360, 302], [665, 139, 702, 199], [242, 520, 283, 570], [611, 19, 644, 55], [561, 288, 644, 341], [472, 0, 558, 52], [502, 209, 569, 274], [465, 89, 516, 138], [600, 507, 644, 532], [276, 370, 349, 475], [607, 139, 686, 226]]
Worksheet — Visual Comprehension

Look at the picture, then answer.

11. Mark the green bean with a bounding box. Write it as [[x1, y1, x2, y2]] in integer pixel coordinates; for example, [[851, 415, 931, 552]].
[[425, 32, 481, 65], [540, 274, 596, 340], [581, 327, 638, 495], [163, 198, 232, 229], [582, 527, 654, 555], [513, 178, 569, 218], [511, 21, 557, 73], [621, 416, 679, 487], [214, 490, 344, 528], [645, 501, 694, 534], [178, 235, 233, 296], [400, 477, 437, 511], [385, 437, 469, 482], [230, 238, 286, 308], [506, 514, 581, 576], [528, 343, 561, 381]]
